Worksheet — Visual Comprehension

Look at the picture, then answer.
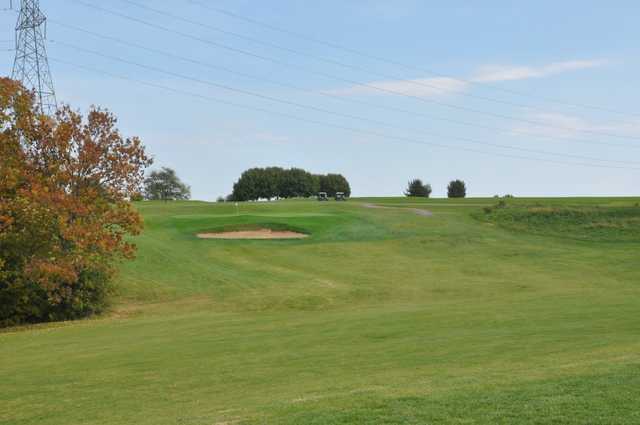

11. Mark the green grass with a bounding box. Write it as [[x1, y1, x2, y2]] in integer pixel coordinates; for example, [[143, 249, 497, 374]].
[[2, 197, 640, 424]]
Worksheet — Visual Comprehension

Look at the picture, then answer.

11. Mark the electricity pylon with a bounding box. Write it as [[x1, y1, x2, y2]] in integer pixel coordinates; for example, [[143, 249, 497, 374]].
[[11, 0, 57, 115]]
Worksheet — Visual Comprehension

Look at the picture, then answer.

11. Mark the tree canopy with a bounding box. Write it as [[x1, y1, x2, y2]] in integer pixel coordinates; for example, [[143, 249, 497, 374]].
[[0, 78, 152, 326], [229, 167, 350, 201], [448, 180, 467, 198], [405, 179, 432, 197], [144, 167, 191, 201]]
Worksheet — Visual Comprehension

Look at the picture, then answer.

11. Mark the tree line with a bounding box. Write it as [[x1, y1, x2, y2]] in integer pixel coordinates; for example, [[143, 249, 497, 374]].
[[405, 179, 467, 198], [137, 167, 351, 202], [228, 167, 351, 201]]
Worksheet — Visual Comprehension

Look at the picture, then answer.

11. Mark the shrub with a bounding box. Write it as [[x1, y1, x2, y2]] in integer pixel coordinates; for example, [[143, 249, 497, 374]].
[[0, 266, 111, 327]]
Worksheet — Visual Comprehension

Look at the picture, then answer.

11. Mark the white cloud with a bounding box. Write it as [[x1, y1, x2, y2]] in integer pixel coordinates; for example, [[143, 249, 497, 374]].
[[471, 60, 608, 83], [327, 59, 608, 98]]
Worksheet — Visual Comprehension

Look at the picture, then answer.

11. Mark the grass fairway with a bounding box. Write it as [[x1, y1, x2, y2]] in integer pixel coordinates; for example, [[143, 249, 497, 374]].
[[2, 197, 640, 424]]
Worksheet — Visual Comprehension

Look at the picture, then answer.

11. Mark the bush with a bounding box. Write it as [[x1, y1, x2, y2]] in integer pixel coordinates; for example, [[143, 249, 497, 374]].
[[447, 180, 467, 198], [0, 267, 110, 327]]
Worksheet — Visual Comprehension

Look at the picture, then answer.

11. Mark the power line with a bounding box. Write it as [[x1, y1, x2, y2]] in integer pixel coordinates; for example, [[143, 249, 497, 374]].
[[48, 20, 640, 153], [119, 0, 640, 141], [123, 0, 638, 126], [120, 0, 538, 111], [186, 0, 640, 119], [50, 56, 640, 172], [47, 45, 640, 171], [68, 0, 640, 142]]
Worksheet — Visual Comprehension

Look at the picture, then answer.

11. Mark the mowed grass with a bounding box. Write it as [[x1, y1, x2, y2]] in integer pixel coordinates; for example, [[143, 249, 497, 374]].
[[1, 197, 640, 424]]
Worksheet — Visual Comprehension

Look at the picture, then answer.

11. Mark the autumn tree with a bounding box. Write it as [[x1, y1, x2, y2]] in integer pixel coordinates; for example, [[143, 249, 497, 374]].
[[0, 78, 152, 327], [143, 167, 191, 201]]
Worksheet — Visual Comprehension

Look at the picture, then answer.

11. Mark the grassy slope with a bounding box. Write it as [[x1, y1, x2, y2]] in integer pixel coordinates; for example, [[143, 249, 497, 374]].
[[1, 197, 639, 424]]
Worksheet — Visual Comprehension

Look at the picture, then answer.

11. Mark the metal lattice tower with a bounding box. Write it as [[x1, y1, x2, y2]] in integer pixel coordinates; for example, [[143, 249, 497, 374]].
[[11, 0, 56, 115]]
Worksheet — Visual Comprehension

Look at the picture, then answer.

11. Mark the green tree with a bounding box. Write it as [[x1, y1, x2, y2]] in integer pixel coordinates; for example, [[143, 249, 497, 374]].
[[263, 167, 284, 199], [447, 180, 467, 198], [405, 179, 432, 197], [319, 174, 351, 197], [144, 168, 191, 201], [231, 168, 268, 201], [278, 168, 316, 198]]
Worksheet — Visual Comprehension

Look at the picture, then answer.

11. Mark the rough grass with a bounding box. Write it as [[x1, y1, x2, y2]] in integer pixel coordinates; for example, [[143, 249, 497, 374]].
[[1, 197, 639, 424], [475, 202, 640, 242]]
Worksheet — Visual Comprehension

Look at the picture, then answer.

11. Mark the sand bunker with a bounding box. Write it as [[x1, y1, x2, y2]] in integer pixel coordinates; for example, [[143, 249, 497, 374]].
[[197, 228, 308, 240]]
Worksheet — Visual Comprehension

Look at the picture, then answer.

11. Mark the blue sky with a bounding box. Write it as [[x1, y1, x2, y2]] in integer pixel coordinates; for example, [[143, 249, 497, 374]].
[[2, 1, 639, 199]]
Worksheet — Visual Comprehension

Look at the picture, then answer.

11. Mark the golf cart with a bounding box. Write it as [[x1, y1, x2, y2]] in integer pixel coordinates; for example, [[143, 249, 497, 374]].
[[335, 192, 347, 202], [317, 192, 329, 201]]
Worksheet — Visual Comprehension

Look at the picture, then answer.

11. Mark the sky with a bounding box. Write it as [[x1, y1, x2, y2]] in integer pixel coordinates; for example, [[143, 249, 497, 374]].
[[1, 0, 639, 200]]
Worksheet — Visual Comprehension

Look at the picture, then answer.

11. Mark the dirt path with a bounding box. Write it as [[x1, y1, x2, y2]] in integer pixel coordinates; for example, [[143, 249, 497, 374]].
[[362, 203, 433, 217]]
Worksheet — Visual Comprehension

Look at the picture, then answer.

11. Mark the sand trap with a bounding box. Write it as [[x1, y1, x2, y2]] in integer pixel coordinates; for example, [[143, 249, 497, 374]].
[[197, 229, 308, 240]]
